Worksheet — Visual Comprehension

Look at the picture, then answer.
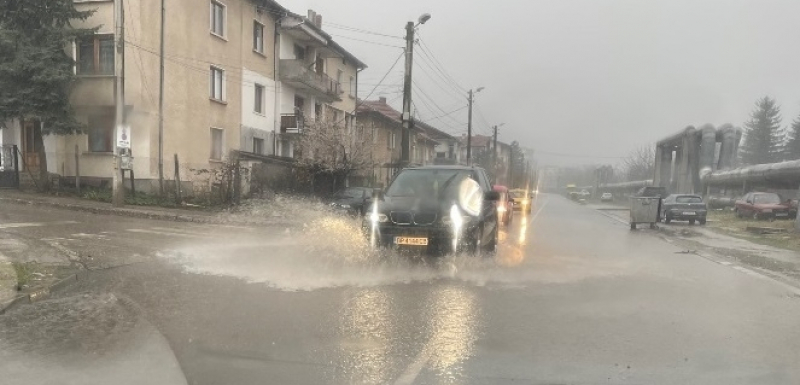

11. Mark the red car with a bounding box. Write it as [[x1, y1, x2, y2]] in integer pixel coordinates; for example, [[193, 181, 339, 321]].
[[734, 192, 791, 220], [493, 185, 514, 225]]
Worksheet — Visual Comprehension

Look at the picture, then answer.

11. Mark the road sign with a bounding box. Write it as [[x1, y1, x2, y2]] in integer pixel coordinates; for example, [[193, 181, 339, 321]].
[[117, 125, 131, 149]]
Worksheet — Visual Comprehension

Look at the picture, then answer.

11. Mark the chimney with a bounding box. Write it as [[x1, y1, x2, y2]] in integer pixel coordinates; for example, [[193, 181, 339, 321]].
[[307, 9, 316, 22], [379, 97, 387, 104], [315, 14, 322, 28]]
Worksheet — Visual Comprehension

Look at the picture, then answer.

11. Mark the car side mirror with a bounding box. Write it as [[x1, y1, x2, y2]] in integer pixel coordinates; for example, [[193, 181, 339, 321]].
[[372, 188, 384, 200], [485, 191, 500, 201]]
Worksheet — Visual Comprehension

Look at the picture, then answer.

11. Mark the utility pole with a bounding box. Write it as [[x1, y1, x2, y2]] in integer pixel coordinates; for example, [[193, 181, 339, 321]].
[[157, 0, 165, 196], [112, 0, 125, 206], [466, 89, 474, 164], [492, 124, 498, 174], [400, 21, 414, 165]]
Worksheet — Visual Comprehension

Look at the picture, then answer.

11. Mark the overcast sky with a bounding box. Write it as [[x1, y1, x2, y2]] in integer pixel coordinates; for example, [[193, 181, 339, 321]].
[[279, 0, 800, 166]]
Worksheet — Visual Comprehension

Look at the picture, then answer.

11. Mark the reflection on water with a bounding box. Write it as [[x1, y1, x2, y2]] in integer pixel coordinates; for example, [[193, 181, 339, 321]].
[[424, 286, 479, 384], [335, 286, 481, 385], [337, 288, 396, 385]]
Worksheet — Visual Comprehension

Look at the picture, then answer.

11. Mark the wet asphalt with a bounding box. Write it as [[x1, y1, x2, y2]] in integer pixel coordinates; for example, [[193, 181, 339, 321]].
[[2, 194, 800, 384]]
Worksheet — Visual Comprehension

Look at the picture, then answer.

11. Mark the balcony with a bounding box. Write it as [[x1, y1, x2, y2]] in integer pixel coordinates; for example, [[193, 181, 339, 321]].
[[280, 113, 303, 134], [279, 60, 342, 102]]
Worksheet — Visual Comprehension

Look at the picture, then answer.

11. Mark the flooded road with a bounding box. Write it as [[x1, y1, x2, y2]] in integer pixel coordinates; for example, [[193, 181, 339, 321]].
[[2, 194, 800, 384]]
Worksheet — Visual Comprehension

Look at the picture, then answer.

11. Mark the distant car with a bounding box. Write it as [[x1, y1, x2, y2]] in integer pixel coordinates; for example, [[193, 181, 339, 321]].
[[509, 188, 532, 213], [328, 187, 372, 216], [661, 194, 707, 225], [494, 185, 514, 225], [734, 192, 791, 220], [600, 192, 613, 202], [579, 190, 591, 199]]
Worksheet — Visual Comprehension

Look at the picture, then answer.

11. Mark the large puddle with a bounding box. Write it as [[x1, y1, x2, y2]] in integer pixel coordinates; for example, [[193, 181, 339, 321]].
[[158, 197, 621, 291]]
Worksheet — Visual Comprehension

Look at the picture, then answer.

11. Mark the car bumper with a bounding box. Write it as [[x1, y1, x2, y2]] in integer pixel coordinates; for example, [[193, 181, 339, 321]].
[[362, 223, 473, 254], [668, 210, 707, 220]]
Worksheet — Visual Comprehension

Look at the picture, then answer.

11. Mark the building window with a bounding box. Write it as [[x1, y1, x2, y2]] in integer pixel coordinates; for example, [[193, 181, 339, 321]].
[[88, 114, 114, 152], [210, 127, 224, 160], [210, 1, 226, 37], [372, 127, 377, 144], [77, 35, 114, 75], [253, 21, 264, 53], [336, 69, 343, 86], [349, 76, 355, 97], [210, 66, 225, 101], [389, 132, 396, 149], [253, 137, 264, 155], [294, 44, 305, 60], [254, 84, 264, 114]]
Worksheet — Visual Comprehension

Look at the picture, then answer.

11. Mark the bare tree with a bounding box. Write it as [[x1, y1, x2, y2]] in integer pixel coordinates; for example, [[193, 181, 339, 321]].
[[295, 119, 372, 191], [620, 145, 655, 181]]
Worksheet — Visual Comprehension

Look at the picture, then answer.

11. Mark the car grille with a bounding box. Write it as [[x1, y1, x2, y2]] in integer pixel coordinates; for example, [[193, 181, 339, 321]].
[[413, 213, 437, 225], [389, 211, 437, 225], [390, 211, 413, 224]]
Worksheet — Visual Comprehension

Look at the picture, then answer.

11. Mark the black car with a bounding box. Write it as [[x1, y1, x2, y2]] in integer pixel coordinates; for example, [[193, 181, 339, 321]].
[[362, 165, 500, 255], [328, 187, 372, 216], [661, 194, 707, 225]]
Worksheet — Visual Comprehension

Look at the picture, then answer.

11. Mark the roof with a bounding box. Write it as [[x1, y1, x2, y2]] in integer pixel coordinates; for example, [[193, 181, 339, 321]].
[[357, 99, 402, 125], [274, 6, 367, 69], [459, 134, 492, 147], [414, 120, 455, 141]]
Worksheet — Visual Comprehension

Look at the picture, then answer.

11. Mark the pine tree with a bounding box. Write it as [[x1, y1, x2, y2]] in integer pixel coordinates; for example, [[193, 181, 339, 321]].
[[0, 0, 96, 186], [785, 114, 800, 161], [740, 96, 785, 165]]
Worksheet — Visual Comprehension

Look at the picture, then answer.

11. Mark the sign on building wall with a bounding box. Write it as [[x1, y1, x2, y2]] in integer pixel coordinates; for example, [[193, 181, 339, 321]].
[[117, 125, 131, 149]]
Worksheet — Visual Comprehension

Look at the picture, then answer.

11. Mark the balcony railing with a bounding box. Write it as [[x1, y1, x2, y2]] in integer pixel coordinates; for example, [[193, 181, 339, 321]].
[[281, 113, 303, 134], [279, 59, 342, 100]]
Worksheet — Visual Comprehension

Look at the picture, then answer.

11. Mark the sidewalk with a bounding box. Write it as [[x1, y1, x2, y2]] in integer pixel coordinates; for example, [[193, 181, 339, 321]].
[[0, 190, 294, 227]]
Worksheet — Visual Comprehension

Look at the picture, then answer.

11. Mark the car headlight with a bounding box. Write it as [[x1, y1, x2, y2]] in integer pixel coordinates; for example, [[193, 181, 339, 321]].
[[366, 212, 388, 223], [497, 205, 507, 213]]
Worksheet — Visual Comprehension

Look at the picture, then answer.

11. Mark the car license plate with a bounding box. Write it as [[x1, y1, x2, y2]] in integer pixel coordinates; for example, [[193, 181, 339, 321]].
[[682, 211, 696, 215], [776, 212, 788, 217], [395, 236, 428, 246]]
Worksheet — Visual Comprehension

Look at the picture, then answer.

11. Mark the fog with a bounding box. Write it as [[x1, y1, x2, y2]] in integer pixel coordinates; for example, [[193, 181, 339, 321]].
[[279, 0, 800, 166]]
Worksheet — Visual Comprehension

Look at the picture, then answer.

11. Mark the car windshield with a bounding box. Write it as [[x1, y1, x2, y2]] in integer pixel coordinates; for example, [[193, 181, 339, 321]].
[[385, 169, 474, 198], [335, 188, 363, 199], [754, 194, 781, 204], [676, 196, 702, 203]]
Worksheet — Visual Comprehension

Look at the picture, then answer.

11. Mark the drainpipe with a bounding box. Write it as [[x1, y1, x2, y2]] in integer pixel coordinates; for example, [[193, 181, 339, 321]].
[[272, 15, 284, 157]]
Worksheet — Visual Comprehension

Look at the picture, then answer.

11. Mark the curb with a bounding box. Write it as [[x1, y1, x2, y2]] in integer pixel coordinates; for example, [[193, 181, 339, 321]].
[[0, 271, 88, 315], [0, 197, 294, 227]]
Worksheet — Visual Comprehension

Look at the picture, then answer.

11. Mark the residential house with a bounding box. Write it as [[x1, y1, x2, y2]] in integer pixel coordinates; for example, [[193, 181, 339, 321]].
[[2, 1, 365, 197], [458, 134, 492, 165], [414, 121, 454, 166], [356, 97, 403, 187], [275, 9, 366, 158]]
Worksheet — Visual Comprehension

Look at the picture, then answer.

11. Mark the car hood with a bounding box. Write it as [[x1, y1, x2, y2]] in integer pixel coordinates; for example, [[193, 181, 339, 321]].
[[376, 195, 455, 214]]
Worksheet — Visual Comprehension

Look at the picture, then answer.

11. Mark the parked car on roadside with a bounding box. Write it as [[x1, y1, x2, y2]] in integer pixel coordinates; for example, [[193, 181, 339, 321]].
[[734, 192, 791, 220], [328, 187, 372, 216], [661, 194, 708, 225], [600, 192, 613, 202]]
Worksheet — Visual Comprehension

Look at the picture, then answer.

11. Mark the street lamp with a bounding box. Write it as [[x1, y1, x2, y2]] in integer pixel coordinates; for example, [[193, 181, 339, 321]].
[[466, 87, 484, 163], [401, 13, 431, 164]]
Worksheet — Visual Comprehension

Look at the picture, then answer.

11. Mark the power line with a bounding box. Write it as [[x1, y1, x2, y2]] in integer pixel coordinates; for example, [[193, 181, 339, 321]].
[[411, 81, 466, 129], [328, 34, 404, 48], [415, 48, 465, 100], [416, 33, 466, 92], [414, 54, 467, 104], [323, 23, 403, 39]]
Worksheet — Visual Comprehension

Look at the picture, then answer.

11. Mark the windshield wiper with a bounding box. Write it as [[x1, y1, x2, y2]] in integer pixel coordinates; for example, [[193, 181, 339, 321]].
[[438, 173, 460, 198]]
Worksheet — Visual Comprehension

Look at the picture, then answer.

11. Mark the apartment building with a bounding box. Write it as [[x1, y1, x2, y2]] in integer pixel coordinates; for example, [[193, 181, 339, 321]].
[[275, 10, 366, 158], [3, 0, 365, 196], [357, 97, 451, 187]]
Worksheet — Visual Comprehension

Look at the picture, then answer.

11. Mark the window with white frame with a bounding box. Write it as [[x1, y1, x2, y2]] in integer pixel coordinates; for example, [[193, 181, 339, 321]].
[[210, 1, 226, 37], [210, 66, 225, 101], [254, 83, 264, 113], [253, 21, 264, 53], [210, 127, 224, 160], [389, 132, 396, 149]]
